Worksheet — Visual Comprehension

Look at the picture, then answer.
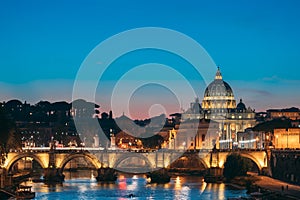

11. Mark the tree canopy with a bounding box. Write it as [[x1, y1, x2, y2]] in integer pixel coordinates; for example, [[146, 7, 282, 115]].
[[223, 153, 250, 181], [0, 107, 13, 147], [253, 118, 291, 132]]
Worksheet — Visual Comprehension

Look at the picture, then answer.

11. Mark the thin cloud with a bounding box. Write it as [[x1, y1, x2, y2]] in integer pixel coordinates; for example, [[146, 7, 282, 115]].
[[238, 88, 272, 96], [262, 75, 281, 82]]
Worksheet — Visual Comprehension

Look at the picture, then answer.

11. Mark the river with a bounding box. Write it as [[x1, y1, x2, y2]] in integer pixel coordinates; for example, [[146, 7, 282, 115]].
[[22, 170, 249, 200]]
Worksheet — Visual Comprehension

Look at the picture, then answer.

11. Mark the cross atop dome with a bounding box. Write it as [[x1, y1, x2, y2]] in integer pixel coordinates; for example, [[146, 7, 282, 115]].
[[215, 66, 223, 80]]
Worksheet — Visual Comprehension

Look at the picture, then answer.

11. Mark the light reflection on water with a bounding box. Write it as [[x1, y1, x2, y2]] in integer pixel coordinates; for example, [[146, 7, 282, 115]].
[[22, 170, 249, 200]]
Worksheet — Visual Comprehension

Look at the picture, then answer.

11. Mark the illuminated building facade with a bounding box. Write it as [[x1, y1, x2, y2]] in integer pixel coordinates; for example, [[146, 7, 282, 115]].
[[267, 107, 300, 120], [182, 67, 256, 149], [168, 119, 219, 150], [274, 128, 300, 149], [237, 128, 263, 149]]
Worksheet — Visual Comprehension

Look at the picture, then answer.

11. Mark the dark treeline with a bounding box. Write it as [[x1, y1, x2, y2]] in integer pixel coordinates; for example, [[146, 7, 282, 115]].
[[0, 99, 174, 151]]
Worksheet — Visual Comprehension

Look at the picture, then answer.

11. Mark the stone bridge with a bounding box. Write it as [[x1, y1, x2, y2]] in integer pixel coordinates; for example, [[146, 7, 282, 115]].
[[2, 147, 269, 176]]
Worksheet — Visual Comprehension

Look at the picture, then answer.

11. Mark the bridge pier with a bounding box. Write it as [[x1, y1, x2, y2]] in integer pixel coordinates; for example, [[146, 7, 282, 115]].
[[95, 167, 117, 182], [204, 167, 224, 183], [260, 167, 271, 176], [43, 168, 65, 183], [147, 168, 171, 184], [0, 168, 12, 188]]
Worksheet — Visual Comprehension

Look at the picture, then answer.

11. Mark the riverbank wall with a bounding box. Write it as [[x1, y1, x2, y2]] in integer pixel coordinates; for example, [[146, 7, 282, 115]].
[[271, 150, 300, 185]]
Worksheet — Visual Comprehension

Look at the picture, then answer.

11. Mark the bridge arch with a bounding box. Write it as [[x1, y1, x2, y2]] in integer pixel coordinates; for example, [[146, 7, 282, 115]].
[[113, 154, 153, 173], [5, 153, 47, 171], [58, 153, 102, 172], [239, 153, 263, 172], [169, 154, 209, 170]]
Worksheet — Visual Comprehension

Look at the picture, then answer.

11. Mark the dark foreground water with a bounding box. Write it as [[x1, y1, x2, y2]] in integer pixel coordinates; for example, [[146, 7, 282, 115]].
[[23, 171, 249, 200]]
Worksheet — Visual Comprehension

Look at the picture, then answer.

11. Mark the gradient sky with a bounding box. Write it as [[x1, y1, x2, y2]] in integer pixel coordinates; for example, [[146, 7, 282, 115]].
[[0, 0, 300, 119]]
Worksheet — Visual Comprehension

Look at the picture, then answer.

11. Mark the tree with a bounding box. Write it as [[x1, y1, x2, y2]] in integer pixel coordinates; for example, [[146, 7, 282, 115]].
[[0, 107, 15, 164], [253, 118, 291, 132], [0, 107, 12, 146], [223, 153, 250, 181], [6, 129, 22, 151], [140, 134, 164, 149], [101, 112, 109, 120]]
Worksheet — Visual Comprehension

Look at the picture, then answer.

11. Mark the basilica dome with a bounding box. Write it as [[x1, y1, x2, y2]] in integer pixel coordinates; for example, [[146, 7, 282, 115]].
[[202, 68, 236, 110]]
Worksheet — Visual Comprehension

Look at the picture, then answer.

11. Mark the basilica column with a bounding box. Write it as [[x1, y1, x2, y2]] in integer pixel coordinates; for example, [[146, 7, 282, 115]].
[[229, 123, 233, 149]]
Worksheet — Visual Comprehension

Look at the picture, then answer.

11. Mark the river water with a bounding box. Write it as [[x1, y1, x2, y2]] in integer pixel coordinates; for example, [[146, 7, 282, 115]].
[[23, 171, 249, 200]]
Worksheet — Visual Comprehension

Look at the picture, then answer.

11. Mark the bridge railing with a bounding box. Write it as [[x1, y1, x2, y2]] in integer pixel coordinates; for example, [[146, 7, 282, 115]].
[[271, 148, 300, 153], [218, 148, 269, 152], [13, 147, 215, 154], [8, 147, 271, 154]]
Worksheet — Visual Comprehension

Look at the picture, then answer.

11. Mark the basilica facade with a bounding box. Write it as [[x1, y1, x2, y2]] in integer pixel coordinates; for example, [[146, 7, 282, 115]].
[[181, 68, 256, 149]]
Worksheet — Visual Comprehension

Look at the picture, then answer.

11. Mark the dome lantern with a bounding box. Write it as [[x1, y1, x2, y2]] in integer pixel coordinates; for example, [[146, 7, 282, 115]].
[[215, 66, 223, 80]]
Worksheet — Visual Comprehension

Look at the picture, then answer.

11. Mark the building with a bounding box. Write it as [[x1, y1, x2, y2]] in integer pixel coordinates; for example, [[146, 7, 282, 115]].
[[267, 107, 300, 120], [274, 128, 300, 149], [115, 130, 136, 149], [172, 118, 219, 150], [237, 128, 263, 149], [291, 120, 300, 128], [182, 67, 256, 149], [71, 99, 100, 118]]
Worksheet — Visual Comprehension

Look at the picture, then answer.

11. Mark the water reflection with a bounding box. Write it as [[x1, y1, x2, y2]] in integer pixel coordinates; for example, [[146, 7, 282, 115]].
[[174, 176, 181, 189], [202, 183, 226, 199], [21, 170, 248, 200], [199, 181, 207, 195]]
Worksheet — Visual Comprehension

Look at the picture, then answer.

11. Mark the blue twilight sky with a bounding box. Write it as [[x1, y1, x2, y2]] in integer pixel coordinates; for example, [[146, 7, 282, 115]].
[[0, 0, 300, 119]]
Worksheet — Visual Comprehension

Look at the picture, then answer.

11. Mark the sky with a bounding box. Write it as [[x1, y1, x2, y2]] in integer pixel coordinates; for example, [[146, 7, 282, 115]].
[[0, 0, 300, 119]]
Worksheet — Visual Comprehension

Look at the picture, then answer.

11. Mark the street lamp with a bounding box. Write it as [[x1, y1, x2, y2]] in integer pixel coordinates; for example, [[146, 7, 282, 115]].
[[30, 135, 34, 148]]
